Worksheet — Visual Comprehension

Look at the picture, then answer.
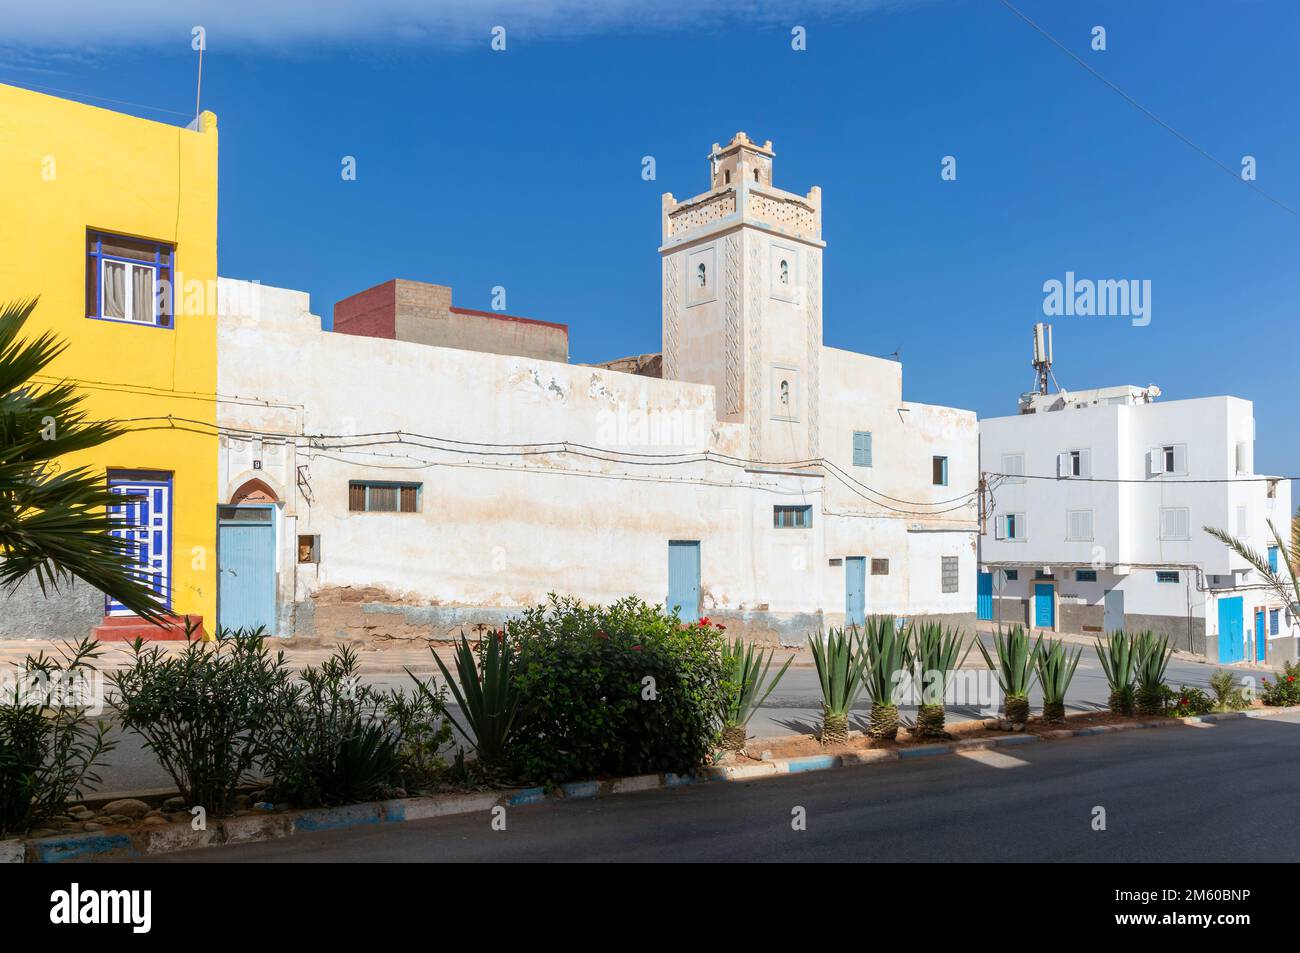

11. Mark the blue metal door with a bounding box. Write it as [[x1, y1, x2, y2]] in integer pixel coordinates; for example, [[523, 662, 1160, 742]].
[[1034, 583, 1054, 629], [845, 557, 866, 628], [1255, 609, 1267, 661], [977, 571, 993, 621], [107, 474, 172, 615], [667, 540, 701, 623], [218, 506, 276, 633], [1218, 596, 1244, 663]]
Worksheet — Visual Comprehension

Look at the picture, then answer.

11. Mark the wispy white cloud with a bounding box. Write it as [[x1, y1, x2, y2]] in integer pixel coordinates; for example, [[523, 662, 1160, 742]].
[[0, 0, 910, 52]]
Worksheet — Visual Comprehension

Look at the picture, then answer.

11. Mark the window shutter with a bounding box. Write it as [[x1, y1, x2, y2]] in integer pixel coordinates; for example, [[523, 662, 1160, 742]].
[[1237, 505, 1248, 537], [1069, 510, 1093, 540], [863, 431, 872, 467], [1148, 448, 1164, 475], [1173, 445, 1188, 475], [1235, 441, 1249, 475], [348, 483, 366, 511], [853, 431, 872, 467], [1077, 449, 1092, 479], [1018, 513, 1026, 540], [1056, 453, 1068, 478], [400, 486, 418, 513], [994, 515, 1006, 540]]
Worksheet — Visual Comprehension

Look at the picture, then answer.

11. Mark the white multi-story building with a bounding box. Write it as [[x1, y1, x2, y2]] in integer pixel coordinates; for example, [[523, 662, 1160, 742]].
[[979, 378, 1295, 662], [213, 133, 980, 643]]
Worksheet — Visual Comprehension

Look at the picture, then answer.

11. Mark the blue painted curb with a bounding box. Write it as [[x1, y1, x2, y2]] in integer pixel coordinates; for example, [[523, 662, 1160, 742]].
[[665, 773, 698, 787], [295, 803, 381, 832], [783, 755, 838, 773], [897, 745, 951, 759], [561, 780, 599, 799], [507, 786, 546, 806], [34, 833, 136, 864]]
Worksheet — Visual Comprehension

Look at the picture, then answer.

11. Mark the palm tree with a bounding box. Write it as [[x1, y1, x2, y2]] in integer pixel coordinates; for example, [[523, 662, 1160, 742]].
[[0, 298, 163, 619], [1205, 519, 1300, 616]]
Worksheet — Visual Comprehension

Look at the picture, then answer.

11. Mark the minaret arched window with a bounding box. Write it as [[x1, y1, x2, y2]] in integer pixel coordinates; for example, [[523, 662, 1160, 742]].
[[753, 167, 760, 183], [697, 263, 707, 287], [779, 260, 789, 284]]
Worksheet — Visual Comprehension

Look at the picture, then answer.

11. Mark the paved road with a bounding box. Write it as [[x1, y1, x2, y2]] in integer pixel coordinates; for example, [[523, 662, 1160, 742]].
[[89, 634, 1264, 794], [139, 713, 1300, 862]]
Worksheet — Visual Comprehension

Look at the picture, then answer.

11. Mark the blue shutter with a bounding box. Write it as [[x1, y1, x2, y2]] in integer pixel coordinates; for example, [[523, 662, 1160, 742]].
[[1268, 546, 1279, 573], [853, 431, 872, 467]]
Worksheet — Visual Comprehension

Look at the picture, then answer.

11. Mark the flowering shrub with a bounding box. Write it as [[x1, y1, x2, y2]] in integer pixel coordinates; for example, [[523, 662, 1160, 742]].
[[506, 595, 728, 783], [1261, 661, 1300, 707], [1161, 684, 1214, 717]]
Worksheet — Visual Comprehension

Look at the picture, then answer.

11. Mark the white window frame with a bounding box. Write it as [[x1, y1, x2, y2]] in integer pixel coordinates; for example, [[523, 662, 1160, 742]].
[[1001, 452, 1025, 484], [1159, 506, 1191, 541], [995, 512, 1026, 541], [101, 258, 158, 325], [1149, 443, 1188, 477], [1056, 448, 1091, 479], [1066, 508, 1094, 541]]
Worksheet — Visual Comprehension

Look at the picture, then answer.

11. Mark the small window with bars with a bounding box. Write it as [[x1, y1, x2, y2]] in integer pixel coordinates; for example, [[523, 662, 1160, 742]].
[[773, 505, 812, 528], [941, 556, 959, 593], [349, 481, 420, 513], [1156, 570, 1180, 584], [871, 558, 889, 575], [1075, 569, 1097, 582]]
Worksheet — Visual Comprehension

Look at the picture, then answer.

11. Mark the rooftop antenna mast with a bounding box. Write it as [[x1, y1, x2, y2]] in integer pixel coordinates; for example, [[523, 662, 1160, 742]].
[[1031, 322, 1060, 395], [192, 26, 206, 126]]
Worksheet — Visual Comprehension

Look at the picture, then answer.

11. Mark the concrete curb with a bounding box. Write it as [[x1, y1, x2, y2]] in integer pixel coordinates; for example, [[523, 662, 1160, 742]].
[[7, 704, 1298, 863]]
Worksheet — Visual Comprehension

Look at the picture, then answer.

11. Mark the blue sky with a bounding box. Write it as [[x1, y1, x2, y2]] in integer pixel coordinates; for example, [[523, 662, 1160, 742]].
[[5, 0, 1298, 478]]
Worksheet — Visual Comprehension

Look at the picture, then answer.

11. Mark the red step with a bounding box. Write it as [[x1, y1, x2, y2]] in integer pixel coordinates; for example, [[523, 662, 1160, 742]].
[[92, 615, 207, 642]]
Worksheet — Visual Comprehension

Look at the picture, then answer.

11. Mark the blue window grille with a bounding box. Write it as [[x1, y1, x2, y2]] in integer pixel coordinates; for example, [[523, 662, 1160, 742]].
[[1270, 609, 1280, 636], [852, 431, 872, 467], [1156, 570, 1180, 584], [773, 505, 812, 528], [86, 229, 175, 328], [1004, 569, 1019, 581], [1075, 569, 1098, 582]]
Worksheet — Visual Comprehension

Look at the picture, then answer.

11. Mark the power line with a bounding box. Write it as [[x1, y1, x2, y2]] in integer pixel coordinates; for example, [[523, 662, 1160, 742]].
[[996, 0, 1300, 221], [984, 470, 1296, 485], [0, 77, 193, 120]]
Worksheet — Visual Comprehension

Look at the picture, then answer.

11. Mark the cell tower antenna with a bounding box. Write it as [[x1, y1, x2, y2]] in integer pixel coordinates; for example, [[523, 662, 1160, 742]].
[[1031, 322, 1057, 395]]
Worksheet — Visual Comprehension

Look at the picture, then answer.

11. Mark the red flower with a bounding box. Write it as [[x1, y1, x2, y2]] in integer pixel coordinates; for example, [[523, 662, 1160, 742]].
[[699, 616, 711, 627], [631, 645, 642, 652], [596, 630, 608, 640], [1180, 697, 1189, 706], [717, 624, 727, 632], [1288, 676, 1295, 683]]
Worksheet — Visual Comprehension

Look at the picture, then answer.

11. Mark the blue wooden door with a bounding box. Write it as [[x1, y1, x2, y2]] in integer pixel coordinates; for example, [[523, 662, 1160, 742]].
[[1255, 609, 1267, 661], [1218, 596, 1244, 663], [977, 571, 993, 621], [845, 557, 866, 628], [107, 474, 172, 615], [1034, 583, 1055, 628], [667, 540, 701, 623], [218, 506, 276, 633]]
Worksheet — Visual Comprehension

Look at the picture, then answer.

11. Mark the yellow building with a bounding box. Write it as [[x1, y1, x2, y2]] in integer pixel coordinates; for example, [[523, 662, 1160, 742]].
[[0, 84, 219, 639]]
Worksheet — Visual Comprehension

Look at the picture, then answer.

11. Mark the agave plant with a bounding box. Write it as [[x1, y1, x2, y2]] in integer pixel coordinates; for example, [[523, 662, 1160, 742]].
[[976, 625, 1039, 726], [1094, 631, 1137, 715], [861, 615, 911, 742], [720, 637, 792, 751], [1133, 630, 1173, 716], [809, 627, 866, 746], [426, 630, 521, 773], [911, 622, 970, 739], [1035, 638, 1082, 725]]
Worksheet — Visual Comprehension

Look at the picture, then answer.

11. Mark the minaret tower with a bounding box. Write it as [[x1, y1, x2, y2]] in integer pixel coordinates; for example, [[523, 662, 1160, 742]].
[[659, 132, 824, 462]]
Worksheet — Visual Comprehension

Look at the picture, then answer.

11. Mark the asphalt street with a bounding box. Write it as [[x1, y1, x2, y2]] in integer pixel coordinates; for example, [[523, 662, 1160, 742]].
[[139, 712, 1300, 862]]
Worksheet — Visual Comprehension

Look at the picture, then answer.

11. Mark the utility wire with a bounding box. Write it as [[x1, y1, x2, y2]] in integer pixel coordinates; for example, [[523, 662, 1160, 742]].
[[996, 0, 1300, 221]]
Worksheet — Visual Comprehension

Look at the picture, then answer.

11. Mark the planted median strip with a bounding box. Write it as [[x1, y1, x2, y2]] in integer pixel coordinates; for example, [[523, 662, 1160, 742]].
[[5, 704, 1297, 863]]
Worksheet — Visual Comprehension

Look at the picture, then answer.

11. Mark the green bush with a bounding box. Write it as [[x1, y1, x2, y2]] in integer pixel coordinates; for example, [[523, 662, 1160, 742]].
[[265, 645, 456, 806], [1162, 684, 1214, 717], [109, 627, 291, 815], [0, 639, 114, 836], [1209, 670, 1253, 711], [1261, 661, 1300, 706], [506, 595, 727, 783]]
